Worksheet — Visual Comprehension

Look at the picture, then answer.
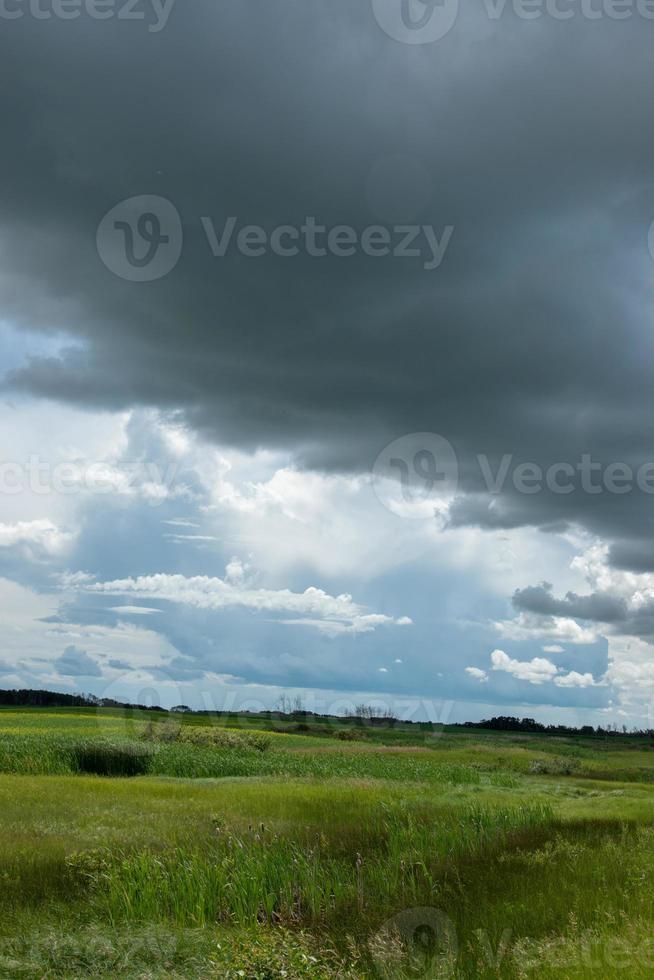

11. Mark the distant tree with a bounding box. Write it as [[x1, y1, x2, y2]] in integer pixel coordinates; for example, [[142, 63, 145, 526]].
[[276, 694, 293, 715], [0, 689, 96, 708]]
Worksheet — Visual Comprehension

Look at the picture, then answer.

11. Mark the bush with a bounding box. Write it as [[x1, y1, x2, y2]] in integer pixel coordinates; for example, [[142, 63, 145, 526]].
[[142, 723, 271, 753], [290, 722, 333, 736], [336, 729, 366, 742], [178, 728, 271, 752], [71, 742, 154, 777]]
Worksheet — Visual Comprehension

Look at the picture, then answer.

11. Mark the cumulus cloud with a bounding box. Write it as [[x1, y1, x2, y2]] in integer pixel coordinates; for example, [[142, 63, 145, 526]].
[[490, 649, 599, 688], [491, 649, 559, 684], [495, 613, 598, 646], [465, 666, 489, 683], [554, 671, 597, 689], [0, 519, 70, 554], [82, 565, 410, 636], [513, 582, 627, 624], [602, 636, 654, 713]]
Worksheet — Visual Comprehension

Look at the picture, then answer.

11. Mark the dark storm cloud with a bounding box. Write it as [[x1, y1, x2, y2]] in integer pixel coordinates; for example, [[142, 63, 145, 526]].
[[512, 582, 654, 641], [3, 3, 654, 567], [513, 583, 628, 624], [608, 540, 654, 573]]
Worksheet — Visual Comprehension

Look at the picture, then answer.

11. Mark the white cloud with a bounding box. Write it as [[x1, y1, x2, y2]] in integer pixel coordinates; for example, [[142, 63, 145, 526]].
[[491, 649, 559, 684], [554, 670, 596, 688], [164, 533, 219, 544], [108, 606, 162, 616], [224, 557, 256, 587], [277, 616, 395, 637], [0, 519, 71, 554], [495, 612, 598, 645], [82, 565, 411, 636], [543, 644, 564, 653], [571, 543, 646, 598], [490, 648, 599, 688], [604, 636, 654, 712], [465, 666, 488, 682]]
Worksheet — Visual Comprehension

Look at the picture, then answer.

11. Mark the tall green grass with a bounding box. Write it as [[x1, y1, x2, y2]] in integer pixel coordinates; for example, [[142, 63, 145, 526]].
[[0, 730, 489, 784], [68, 802, 553, 929]]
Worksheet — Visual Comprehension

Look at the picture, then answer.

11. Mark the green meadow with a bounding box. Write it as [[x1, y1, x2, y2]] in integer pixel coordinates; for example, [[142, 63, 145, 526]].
[[2, 708, 654, 978]]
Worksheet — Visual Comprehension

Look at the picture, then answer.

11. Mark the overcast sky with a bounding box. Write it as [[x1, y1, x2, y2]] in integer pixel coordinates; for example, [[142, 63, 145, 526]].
[[2, 0, 654, 724]]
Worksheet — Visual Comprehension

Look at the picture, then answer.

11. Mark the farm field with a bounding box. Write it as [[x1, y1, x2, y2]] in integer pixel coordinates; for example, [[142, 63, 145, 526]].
[[2, 708, 654, 978]]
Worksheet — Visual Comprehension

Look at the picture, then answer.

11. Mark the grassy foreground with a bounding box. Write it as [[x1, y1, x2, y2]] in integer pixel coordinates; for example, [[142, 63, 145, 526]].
[[1, 708, 654, 977]]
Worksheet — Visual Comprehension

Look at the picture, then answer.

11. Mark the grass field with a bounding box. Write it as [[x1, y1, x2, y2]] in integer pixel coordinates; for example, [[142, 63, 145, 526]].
[[2, 708, 654, 977]]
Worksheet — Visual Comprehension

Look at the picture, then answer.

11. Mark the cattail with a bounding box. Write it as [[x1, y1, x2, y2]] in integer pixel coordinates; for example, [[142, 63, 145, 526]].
[[356, 852, 364, 911]]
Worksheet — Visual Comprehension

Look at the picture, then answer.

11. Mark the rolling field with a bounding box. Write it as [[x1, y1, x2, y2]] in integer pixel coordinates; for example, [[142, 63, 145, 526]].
[[1, 709, 654, 977]]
